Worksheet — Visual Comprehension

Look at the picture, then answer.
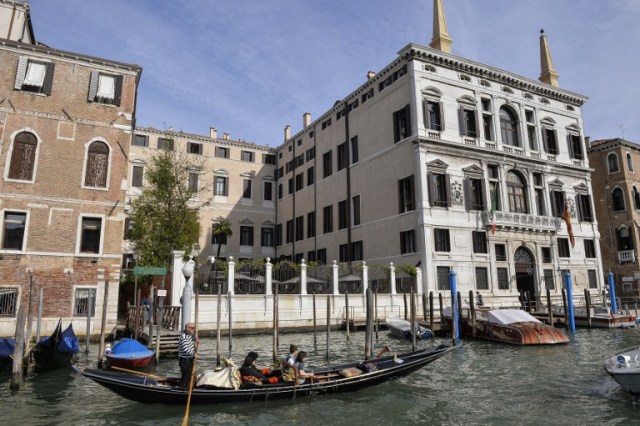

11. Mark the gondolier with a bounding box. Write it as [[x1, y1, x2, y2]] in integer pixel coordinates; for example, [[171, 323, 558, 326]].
[[178, 322, 199, 388]]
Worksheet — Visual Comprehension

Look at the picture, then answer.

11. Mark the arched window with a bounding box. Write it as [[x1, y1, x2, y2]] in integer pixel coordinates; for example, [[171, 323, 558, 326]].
[[627, 153, 634, 172], [84, 141, 109, 188], [617, 226, 633, 250], [8, 131, 38, 181], [633, 186, 640, 210], [499, 107, 519, 147], [612, 187, 625, 211], [506, 170, 528, 213], [608, 153, 620, 173]]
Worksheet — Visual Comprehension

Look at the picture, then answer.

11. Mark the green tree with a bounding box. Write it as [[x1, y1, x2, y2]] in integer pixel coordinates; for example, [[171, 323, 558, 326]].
[[128, 149, 208, 267], [212, 217, 233, 258]]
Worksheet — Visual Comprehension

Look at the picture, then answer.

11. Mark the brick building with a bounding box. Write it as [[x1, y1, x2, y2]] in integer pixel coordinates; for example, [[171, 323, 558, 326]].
[[0, 0, 141, 335]]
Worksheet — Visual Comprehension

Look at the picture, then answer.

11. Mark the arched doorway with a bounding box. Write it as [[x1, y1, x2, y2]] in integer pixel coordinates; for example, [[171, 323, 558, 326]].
[[514, 247, 536, 309]]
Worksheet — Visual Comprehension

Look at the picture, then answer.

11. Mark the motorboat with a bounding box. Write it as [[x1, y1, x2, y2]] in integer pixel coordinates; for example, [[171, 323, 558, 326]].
[[604, 346, 640, 400], [105, 338, 155, 368], [385, 317, 433, 340]]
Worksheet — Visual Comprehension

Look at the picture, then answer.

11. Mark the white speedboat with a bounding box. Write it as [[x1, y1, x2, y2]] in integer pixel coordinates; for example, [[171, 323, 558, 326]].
[[604, 346, 640, 399]]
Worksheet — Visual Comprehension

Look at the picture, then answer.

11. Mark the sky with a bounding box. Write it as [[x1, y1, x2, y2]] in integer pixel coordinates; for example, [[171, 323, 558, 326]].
[[28, 0, 640, 147]]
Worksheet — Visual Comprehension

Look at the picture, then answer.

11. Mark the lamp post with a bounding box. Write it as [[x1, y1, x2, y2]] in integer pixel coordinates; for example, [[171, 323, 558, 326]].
[[181, 258, 195, 331], [132, 252, 139, 306]]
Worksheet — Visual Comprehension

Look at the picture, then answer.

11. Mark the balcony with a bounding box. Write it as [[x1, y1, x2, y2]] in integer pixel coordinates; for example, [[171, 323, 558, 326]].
[[482, 211, 562, 233], [618, 250, 636, 264]]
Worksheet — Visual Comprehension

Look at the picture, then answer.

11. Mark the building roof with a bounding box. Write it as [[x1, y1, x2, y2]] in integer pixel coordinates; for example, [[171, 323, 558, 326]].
[[588, 138, 640, 153]]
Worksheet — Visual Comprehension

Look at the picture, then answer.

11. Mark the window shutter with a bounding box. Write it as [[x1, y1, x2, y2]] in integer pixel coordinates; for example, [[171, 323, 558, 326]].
[[438, 102, 445, 130], [408, 175, 415, 210], [463, 178, 471, 211], [422, 99, 429, 128], [393, 110, 399, 142], [114, 74, 123, 106], [566, 135, 574, 158], [398, 180, 404, 213], [14, 56, 27, 90], [88, 70, 99, 102], [43, 63, 55, 95], [542, 129, 549, 153], [428, 173, 436, 205], [445, 173, 452, 207], [458, 107, 465, 136], [550, 191, 557, 216], [404, 104, 412, 138]]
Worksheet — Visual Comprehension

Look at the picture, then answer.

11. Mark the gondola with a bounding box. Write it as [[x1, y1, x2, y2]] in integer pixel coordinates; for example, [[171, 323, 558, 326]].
[[31, 320, 79, 370], [74, 344, 454, 405], [0, 337, 16, 371]]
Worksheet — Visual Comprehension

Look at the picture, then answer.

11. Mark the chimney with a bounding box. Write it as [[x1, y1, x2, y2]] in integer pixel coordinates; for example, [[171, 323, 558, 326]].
[[303, 113, 311, 128], [210, 127, 218, 139], [223, 133, 230, 140], [585, 136, 590, 147], [367, 71, 376, 80], [284, 125, 291, 141]]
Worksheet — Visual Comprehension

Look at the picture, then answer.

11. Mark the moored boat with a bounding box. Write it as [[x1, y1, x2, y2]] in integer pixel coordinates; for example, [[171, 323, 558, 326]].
[[74, 344, 454, 405], [105, 338, 155, 368], [31, 320, 79, 370], [532, 306, 636, 328], [385, 317, 433, 340], [604, 346, 640, 399], [0, 337, 16, 370]]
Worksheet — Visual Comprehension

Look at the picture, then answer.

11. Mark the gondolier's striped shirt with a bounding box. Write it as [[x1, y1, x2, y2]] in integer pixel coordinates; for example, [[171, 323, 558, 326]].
[[178, 332, 196, 358]]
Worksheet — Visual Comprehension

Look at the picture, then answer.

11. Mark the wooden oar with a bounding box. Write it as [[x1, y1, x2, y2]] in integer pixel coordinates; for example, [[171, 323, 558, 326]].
[[181, 352, 198, 426], [110, 366, 166, 380], [376, 346, 391, 358]]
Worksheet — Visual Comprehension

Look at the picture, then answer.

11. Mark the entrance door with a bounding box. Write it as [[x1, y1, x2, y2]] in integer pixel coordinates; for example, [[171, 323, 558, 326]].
[[514, 247, 536, 309]]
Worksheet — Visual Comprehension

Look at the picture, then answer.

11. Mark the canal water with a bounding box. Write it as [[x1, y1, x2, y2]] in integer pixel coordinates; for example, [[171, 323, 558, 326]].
[[1, 327, 639, 425]]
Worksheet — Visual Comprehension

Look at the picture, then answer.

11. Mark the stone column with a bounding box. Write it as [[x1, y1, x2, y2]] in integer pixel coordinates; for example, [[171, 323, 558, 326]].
[[390, 262, 397, 295], [227, 256, 235, 296], [170, 250, 185, 307], [361, 261, 368, 294], [265, 258, 272, 296], [300, 259, 308, 296], [332, 260, 339, 296]]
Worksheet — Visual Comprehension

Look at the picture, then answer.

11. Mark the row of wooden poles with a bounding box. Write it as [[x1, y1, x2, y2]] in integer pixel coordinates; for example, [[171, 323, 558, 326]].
[[10, 277, 112, 390]]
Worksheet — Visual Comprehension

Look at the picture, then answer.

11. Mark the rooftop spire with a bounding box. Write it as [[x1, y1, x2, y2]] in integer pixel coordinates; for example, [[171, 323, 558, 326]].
[[429, 0, 452, 53], [539, 29, 559, 87]]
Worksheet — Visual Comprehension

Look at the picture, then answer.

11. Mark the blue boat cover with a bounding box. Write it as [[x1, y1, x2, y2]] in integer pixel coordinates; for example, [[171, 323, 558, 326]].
[[109, 338, 154, 358], [0, 338, 15, 359], [60, 324, 79, 354]]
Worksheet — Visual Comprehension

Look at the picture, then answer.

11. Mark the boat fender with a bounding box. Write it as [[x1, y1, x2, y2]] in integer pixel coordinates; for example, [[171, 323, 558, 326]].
[[617, 355, 631, 368], [105, 344, 112, 355]]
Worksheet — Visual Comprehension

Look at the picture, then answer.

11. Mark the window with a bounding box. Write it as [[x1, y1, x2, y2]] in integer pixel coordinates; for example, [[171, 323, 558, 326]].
[[14, 57, 54, 95], [278, 183, 283, 199], [550, 190, 565, 217], [633, 186, 640, 210], [588, 270, 598, 289], [133, 134, 148, 147], [497, 267, 509, 290], [534, 173, 545, 216], [482, 114, 493, 141], [437, 266, 451, 290], [0, 287, 19, 317], [398, 175, 415, 213], [567, 134, 583, 160], [241, 151, 254, 162], [87, 71, 122, 105], [275, 224, 282, 246], [499, 107, 520, 147], [488, 165, 501, 211], [467, 178, 485, 211], [506, 171, 528, 213], [307, 251, 317, 262], [263, 154, 276, 165], [339, 243, 349, 262], [352, 195, 361, 226], [576, 194, 593, 222], [541, 247, 552, 263], [338, 200, 348, 230], [317, 248, 327, 264], [187, 142, 203, 155], [323, 151, 333, 178], [242, 179, 252, 199], [2, 212, 27, 250], [434, 228, 450, 252], [73, 288, 96, 317], [157, 138, 174, 151], [188, 172, 198, 192], [264, 181, 273, 201], [214, 176, 228, 196], [323, 205, 333, 233], [337, 142, 348, 171], [472, 231, 488, 254], [495, 244, 507, 261], [352, 241, 363, 261], [288, 178, 293, 195], [306, 147, 316, 161], [123, 218, 134, 240], [475, 267, 489, 290], [295, 216, 304, 241], [525, 110, 537, 150], [627, 153, 634, 172], [400, 230, 415, 254], [608, 153, 620, 173], [215, 147, 230, 158], [84, 141, 109, 188], [584, 239, 596, 258], [543, 269, 555, 290], [307, 166, 315, 186], [393, 105, 411, 143], [321, 118, 332, 130], [429, 173, 450, 207], [616, 226, 633, 250], [261, 227, 273, 247], [459, 105, 478, 138], [7, 131, 38, 181], [424, 99, 443, 131], [542, 127, 558, 155], [361, 89, 373, 103], [612, 188, 625, 211], [240, 226, 254, 246], [295, 173, 303, 192], [307, 212, 316, 238], [80, 217, 102, 254], [351, 137, 359, 164], [558, 238, 570, 258]]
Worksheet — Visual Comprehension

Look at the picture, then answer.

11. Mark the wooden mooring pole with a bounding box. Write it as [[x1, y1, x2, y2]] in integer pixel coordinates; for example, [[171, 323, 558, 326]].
[[546, 289, 553, 325], [410, 287, 416, 351], [374, 288, 379, 341], [273, 282, 279, 365], [325, 295, 331, 360], [429, 292, 434, 333], [25, 273, 35, 358], [228, 291, 233, 352], [584, 288, 592, 329], [403, 291, 408, 320], [98, 280, 110, 367], [312, 292, 317, 347], [469, 290, 477, 339], [365, 289, 373, 360], [36, 287, 43, 344], [216, 286, 222, 366], [345, 290, 350, 340], [422, 292, 428, 322], [562, 289, 569, 331], [85, 288, 93, 354], [10, 306, 26, 390]]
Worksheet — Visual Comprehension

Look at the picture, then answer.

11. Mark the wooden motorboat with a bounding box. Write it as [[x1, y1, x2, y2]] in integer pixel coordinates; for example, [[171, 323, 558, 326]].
[[604, 346, 640, 400], [31, 320, 79, 370], [74, 345, 454, 405], [444, 307, 569, 345], [105, 338, 155, 368], [385, 317, 433, 340]]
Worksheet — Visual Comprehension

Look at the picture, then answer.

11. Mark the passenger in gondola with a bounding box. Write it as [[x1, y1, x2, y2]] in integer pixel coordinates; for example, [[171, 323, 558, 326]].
[[281, 344, 299, 382], [294, 351, 316, 384], [240, 351, 277, 384]]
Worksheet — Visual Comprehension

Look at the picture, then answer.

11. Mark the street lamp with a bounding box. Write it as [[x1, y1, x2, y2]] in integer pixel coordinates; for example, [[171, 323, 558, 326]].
[[133, 252, 140, 306], [182, 258, 195, 282], [181, 258, 195, 331]]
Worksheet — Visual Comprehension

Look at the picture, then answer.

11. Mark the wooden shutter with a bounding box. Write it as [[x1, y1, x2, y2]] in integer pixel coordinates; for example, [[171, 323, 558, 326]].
[[464, 178, 471, 211], [566, 135, 574, 158], [445, 173, 452, 207], [88, 70, 99, 102], [428, 173, 436, 205], [458, 107, 465, 136], [549, 190, 557, 216], [43, 63, 55, 95], [114, 74, 123, 106], [393, 110, 400, 142], [14, 56, 27, 90], [404, 104, 411, 138]]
